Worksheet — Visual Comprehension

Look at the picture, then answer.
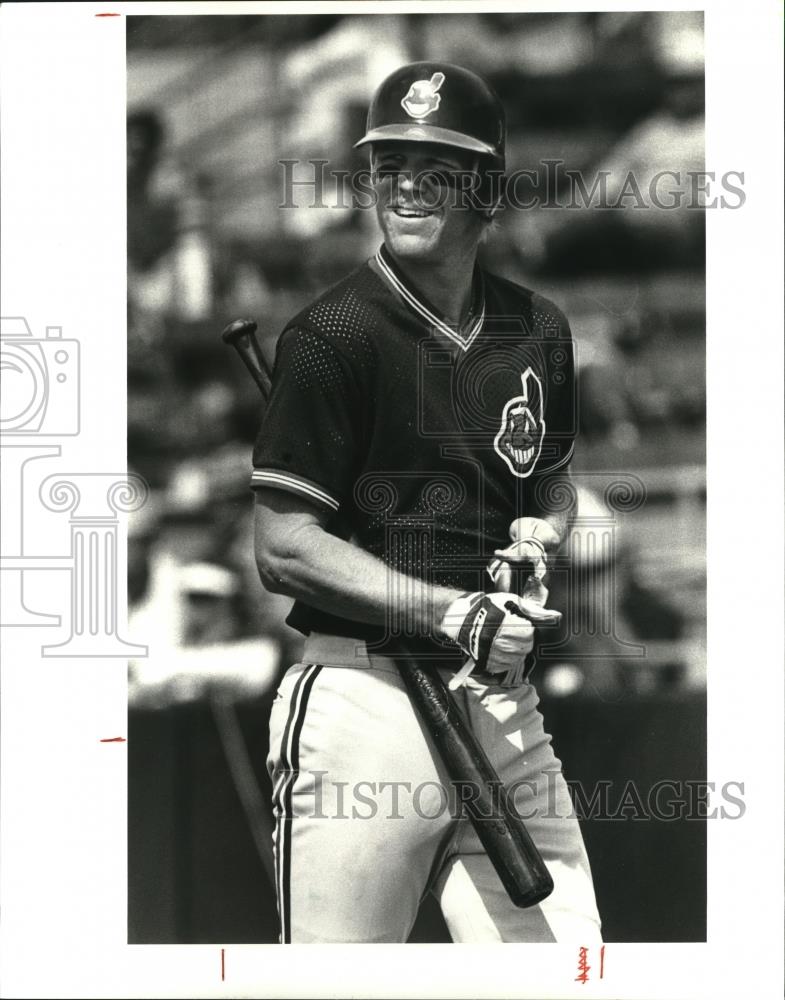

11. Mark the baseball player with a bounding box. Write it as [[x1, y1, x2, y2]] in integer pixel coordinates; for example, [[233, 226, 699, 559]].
[[251, 62, 602, 943]]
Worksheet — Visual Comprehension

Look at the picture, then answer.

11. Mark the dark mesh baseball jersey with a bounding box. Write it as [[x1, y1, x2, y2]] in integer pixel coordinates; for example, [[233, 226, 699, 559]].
[[251, 244, 576, 663]]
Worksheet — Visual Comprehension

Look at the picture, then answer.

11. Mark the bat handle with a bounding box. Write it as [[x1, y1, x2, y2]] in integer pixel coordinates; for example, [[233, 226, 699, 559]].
[[221, 317, 257, 343]]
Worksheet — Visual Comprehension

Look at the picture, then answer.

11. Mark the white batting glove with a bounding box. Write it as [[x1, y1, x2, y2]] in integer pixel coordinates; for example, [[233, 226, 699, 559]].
[[487, 517, 561, 591], [439, 591, 561, 677]]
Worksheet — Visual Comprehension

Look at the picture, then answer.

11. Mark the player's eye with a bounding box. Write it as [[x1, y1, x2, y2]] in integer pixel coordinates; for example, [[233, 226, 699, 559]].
[[374, 165, 402, 179], [421, 170, 451, 187], [372, 166, 415, 189], [418, 169, 467, 190]]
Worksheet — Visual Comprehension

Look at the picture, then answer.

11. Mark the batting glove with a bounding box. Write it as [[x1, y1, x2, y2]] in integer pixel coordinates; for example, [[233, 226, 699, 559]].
[[439, 591, 561, 677], [487, 517, 561, 591]]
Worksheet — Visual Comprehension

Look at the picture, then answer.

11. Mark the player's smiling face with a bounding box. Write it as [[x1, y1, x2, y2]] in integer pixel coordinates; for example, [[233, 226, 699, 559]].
[[370, 142, 487, 265]]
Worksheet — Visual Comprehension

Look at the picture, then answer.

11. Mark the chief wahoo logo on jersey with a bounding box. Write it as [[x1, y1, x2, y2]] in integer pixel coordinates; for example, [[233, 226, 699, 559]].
[[401, 72, 445, 119], [494, 367, 546, 478]]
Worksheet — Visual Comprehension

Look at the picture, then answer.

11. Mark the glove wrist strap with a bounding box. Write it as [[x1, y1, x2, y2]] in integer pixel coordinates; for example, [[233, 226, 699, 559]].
[[455, 595, 506, 671]]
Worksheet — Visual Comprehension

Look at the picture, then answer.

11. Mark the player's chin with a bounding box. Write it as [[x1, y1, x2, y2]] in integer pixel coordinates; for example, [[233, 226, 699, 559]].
[[380, 210, 445, 258]]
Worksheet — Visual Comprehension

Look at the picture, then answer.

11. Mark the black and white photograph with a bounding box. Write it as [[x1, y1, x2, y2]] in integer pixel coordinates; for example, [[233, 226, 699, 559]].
[[1, 2, 783, 998], [126, 9, 709, 947]]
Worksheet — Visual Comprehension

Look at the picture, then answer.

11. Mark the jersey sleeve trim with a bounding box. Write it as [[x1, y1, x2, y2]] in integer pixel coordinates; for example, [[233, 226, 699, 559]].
[[249, 469, 340, 512]]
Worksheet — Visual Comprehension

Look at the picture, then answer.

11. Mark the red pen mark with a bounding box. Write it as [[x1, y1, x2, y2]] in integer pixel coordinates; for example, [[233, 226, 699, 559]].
[[95, 12, 121, 16], [575, 945, 590, 984], [599, 944, 605, 978], [221, 948, 225, 981], [100, 736, 126, 742]]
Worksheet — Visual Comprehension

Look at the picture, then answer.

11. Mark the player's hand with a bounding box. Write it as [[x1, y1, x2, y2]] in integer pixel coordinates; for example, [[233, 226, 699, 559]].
[[487, 517, 561, 591], [439, 591, 561, 675]]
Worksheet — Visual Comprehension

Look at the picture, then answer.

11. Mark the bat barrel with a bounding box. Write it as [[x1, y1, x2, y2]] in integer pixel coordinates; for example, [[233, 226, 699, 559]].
[[397, 656, 554, 907]]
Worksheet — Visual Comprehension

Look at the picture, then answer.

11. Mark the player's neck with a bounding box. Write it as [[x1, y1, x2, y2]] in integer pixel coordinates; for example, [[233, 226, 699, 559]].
[[390, 249, 478, 326]]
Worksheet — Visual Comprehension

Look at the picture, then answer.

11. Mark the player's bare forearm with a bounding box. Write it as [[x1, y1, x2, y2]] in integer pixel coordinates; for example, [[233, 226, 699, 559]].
[[253, 488, 461, 633]]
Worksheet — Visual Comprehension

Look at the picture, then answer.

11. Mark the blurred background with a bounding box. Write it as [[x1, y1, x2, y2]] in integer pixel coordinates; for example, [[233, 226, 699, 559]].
[[127, 12, 706, 945]]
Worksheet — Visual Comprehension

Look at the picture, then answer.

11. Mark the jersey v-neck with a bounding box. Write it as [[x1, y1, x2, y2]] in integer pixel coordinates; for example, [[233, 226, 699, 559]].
[[371, 243, 485, 352]]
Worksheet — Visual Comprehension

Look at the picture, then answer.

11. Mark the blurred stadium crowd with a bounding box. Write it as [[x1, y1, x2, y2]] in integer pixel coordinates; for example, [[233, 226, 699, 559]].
[[126, 11, 706, 707]]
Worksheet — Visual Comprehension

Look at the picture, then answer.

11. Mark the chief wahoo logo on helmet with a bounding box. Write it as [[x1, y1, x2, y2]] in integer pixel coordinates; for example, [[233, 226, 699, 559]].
[[494, 368, 546, 478], [401, 72, 445, 120]]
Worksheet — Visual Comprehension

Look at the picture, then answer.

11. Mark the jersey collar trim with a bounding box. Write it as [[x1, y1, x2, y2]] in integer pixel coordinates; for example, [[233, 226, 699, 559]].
[[375, 245, 485, 352]]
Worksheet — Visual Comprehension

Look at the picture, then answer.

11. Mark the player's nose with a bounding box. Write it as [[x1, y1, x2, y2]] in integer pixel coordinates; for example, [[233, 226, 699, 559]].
[[393, 170, 414, 192], [400, 165, 444, 198]]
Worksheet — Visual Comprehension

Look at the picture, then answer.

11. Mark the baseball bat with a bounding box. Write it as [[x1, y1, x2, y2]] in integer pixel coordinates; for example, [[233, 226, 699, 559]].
[[223, 317, 554, 908]]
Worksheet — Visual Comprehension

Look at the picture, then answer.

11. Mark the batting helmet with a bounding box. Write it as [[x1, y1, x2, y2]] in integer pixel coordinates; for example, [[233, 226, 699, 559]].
[[354, 62, 506, 170]]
